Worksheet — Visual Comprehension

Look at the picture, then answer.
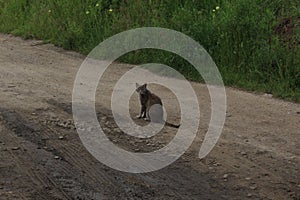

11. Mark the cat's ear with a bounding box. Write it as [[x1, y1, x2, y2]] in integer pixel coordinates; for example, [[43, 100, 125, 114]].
[[136, 83, 140, 88], [143, 83, 147, 88]]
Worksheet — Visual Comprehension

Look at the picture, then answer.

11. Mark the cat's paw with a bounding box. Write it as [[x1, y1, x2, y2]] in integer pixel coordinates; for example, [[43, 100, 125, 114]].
[[144, 118, 150, 121], [136, 115, 142, 119]]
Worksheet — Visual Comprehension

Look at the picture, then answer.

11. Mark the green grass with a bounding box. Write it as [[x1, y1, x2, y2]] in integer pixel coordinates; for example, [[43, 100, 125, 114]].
[[0, 0, 299, 101]]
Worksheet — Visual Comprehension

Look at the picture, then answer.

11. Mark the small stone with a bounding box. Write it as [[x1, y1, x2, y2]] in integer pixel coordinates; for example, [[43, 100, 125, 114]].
[[54, 156, 60, 159], [58, 136, 64, 140], [12, 147, 20, 150], [263, 93, 272, 98], [113, 128, 121, 133], [213, 162, 222, 167], [240, 151, 247, 156], [250, 186, 257, 190], [245, 177, 252, 181], [103, 128, 110, 133], [255, 149, 268, 155], [247, 193, 252, 197], [223, 174, 229, 179]]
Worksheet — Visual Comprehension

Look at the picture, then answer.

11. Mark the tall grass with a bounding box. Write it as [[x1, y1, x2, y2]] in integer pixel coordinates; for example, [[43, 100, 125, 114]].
[[0, 0, 299, 101]]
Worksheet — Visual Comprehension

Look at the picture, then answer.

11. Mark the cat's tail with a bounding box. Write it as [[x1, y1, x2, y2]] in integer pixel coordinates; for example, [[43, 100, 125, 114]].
[[165, 121, 180, 128]]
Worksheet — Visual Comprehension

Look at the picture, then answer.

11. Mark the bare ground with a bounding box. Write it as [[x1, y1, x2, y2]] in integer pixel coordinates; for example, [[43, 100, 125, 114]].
[[0, 34, 299, 200]]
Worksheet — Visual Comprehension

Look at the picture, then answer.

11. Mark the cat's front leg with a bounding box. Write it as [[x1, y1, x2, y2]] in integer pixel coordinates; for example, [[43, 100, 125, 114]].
[[136, 105, 146, 119], [143, 111, 150, 121]]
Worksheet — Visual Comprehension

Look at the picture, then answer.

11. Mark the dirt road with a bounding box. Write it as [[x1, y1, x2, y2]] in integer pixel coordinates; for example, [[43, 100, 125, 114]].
[[0, 34, 299, 200]]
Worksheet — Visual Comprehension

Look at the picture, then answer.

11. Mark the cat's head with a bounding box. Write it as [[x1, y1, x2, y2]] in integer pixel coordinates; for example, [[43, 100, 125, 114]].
[[136, 83, 147, 95]]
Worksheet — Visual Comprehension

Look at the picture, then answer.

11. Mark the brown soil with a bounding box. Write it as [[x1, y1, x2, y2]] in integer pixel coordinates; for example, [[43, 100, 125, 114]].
[[0, 34, 299, 200]]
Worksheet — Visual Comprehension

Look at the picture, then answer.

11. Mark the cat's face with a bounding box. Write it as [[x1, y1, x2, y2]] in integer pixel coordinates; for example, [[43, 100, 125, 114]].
[[136, 83, 147, 95]]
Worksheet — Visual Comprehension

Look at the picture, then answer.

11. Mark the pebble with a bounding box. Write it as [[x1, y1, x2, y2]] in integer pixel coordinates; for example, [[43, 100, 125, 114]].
[[255, 149, 268, 155], [247, 193, 252, 197], [263, 93, 273, 98], [103, 128, 110, 133], [240, 151, 247, 156], [58, 136, 64, 140], [250, 186, 257, 190], [54, 156, 60, 159], [12, 147, 20, 150], [113, 128, 121, 133], [213, 163, 222, 167], [245, 177, 252, 181], [223, 174, 229, 179], [263, 173, 269, 177]]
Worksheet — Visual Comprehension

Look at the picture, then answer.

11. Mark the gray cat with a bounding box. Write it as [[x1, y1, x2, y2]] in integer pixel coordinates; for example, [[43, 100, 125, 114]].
[[136, 83, 180, 128]]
